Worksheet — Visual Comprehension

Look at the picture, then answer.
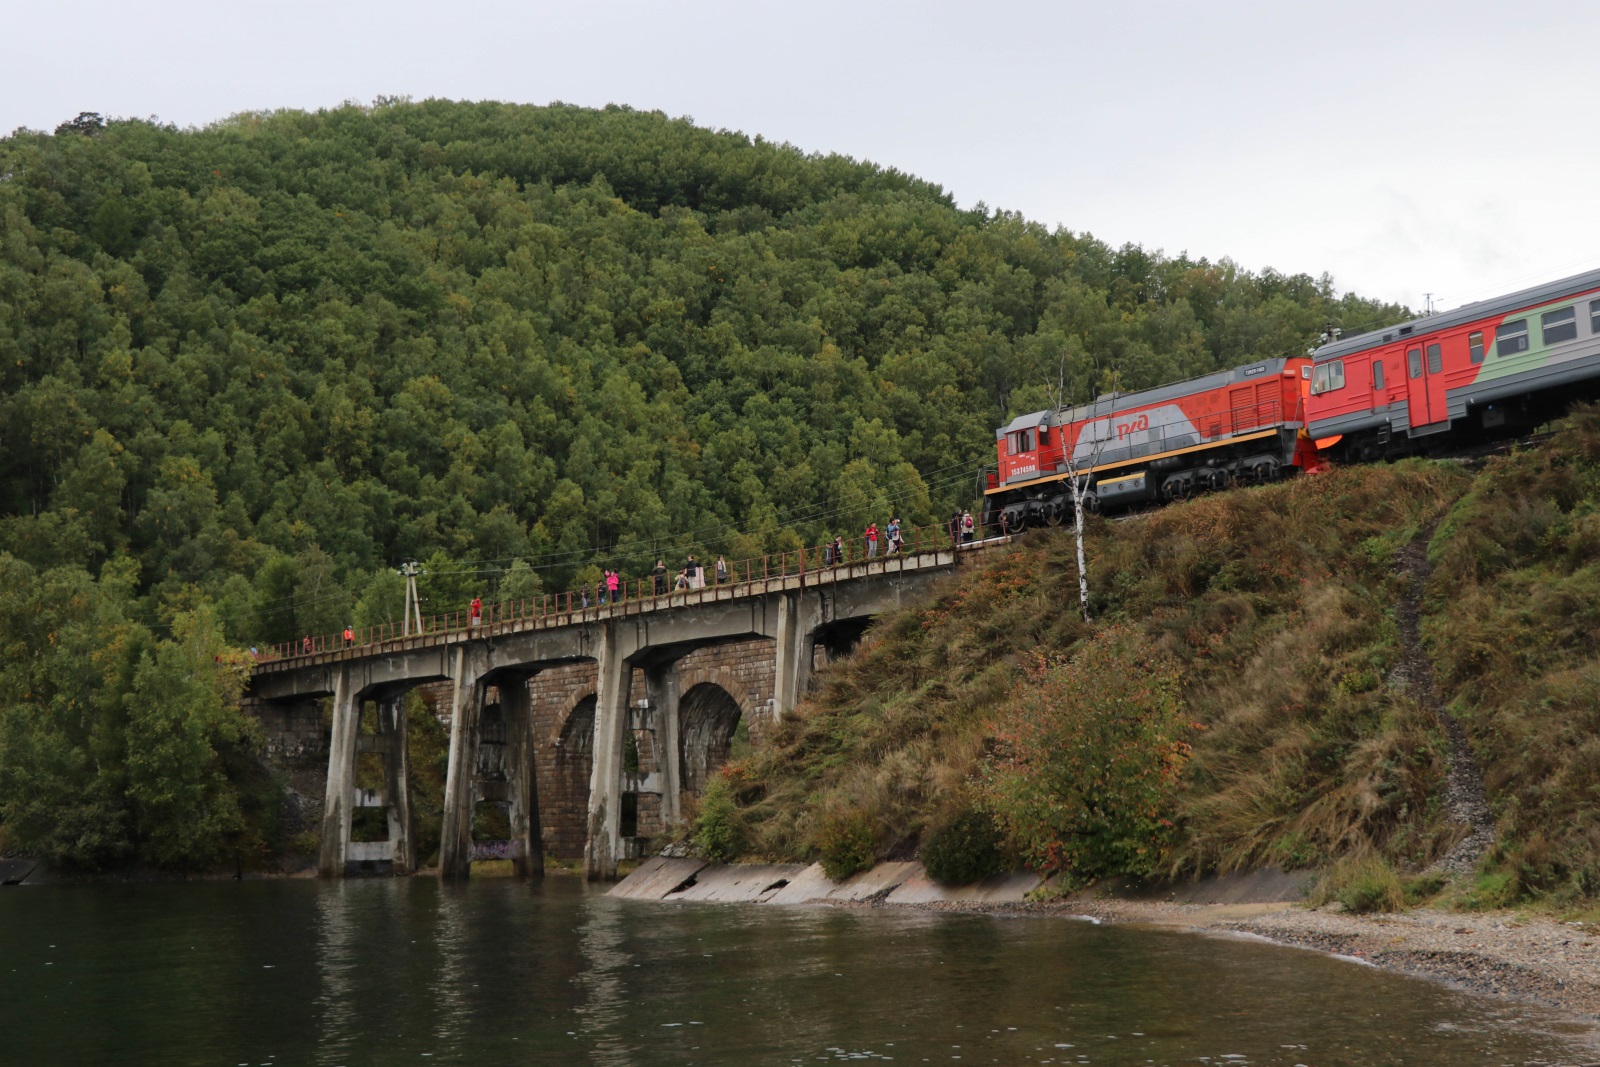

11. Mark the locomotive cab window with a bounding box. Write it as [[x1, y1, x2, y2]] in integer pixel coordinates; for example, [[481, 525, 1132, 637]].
[[1008, 429, 1035, 455], [1543, 306, 1577, 345], [1311, 361, 1345, 394], [1407, 347, 1422, 378], [1498, 319, 1529, 356], [1469, 331, 1485, 364]]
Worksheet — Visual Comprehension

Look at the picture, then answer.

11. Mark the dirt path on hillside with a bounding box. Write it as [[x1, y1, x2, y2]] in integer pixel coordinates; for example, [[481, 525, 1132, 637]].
[[1392, 524, 1496, 877]]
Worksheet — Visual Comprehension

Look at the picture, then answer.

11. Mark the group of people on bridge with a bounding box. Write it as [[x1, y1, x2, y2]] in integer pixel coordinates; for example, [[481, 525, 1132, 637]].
[[295, 508, 993, 657]]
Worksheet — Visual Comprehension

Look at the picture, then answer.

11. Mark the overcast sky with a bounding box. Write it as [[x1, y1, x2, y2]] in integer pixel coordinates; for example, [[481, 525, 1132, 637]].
[[6, 0, 1598, 310]]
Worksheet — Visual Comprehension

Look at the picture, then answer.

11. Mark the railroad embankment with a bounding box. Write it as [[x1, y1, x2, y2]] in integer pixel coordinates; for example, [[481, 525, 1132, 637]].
[[692, 408, 1600, 924]]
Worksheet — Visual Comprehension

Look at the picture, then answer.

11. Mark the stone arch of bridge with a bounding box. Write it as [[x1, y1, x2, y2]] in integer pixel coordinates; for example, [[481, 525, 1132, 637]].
[[677, 681, 744, 797]]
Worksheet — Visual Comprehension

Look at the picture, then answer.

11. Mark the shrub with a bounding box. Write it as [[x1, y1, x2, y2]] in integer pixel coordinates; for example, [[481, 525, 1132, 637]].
[[922, 807, 1004, 885], [1312, 856, 1406, 914], [1455, 870, 1517, 911], [817, 808, 876, 881], [982, 625, 1191, 887], [691, 777, 745, 863]]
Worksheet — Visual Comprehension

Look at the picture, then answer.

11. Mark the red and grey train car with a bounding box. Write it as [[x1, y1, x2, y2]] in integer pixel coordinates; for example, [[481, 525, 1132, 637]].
[[1305, 267, 1600, 460], [981, 356, 1312, 528]]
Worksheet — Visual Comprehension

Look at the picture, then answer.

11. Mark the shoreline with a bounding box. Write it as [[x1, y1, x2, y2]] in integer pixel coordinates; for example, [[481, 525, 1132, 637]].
[[881, 893, 1600, 1029], [611, 855, 1600, 1043]]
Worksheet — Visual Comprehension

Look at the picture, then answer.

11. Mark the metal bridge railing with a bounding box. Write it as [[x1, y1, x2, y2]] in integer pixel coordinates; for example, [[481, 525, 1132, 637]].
[[256, 522, 992, 668]]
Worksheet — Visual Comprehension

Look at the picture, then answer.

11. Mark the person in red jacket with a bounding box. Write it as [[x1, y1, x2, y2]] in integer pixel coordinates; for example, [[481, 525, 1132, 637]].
[[470, 596, 483, 628], [865, 522, 879, 558]]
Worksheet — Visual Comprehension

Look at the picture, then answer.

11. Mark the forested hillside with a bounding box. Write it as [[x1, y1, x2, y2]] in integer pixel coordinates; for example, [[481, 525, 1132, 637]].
[[0, 99, 1407, 869], [2, 101, 1405, 642]]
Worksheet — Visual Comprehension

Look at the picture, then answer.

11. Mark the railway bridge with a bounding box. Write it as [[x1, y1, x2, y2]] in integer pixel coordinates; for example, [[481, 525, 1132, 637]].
[[246, 534, 1006, 880]]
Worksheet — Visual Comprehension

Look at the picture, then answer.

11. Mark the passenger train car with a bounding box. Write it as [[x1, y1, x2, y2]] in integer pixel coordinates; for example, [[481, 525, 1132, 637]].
[[981, 266, 1600, 528], [1305, 267, 1600, 460]]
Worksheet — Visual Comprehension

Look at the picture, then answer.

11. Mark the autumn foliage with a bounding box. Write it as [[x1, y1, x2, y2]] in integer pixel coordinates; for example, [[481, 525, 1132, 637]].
[[982, 626, 1191, 885]]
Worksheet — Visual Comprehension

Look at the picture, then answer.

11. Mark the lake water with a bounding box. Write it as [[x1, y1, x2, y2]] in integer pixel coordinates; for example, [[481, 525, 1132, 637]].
[[0, 876, 1593, 1066]]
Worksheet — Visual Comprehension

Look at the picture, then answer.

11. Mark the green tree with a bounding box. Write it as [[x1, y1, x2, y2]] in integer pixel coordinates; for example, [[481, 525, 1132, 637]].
[[123, 605, 254, 867]]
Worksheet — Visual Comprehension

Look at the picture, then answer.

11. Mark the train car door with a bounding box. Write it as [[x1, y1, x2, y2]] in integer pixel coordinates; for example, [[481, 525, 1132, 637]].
[[1404, 343, 1446, 428]]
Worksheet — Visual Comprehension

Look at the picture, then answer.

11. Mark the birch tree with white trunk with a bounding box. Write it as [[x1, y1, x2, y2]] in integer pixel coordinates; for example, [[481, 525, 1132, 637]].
[[1047, 361, 1119, 623]]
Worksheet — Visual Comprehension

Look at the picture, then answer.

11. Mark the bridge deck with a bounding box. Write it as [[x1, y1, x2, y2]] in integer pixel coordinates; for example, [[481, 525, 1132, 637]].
[[251, 535, 1009, 679]]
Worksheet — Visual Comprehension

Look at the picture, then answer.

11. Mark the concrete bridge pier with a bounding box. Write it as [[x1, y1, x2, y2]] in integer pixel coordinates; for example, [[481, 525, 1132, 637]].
[[439, 644, 490, 880], [646, 663, 684, 827], [585, 620, 629, 882], [772, 591, 816, 717], [319, 676, 417, 878], [318, 665, 358, 879]]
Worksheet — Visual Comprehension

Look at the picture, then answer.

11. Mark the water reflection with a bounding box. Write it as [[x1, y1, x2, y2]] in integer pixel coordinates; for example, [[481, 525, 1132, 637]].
[[430, 882, 472, 1050], [575, 895, 638, 1066], [312, 881, 359, 1065], [0, 879, 1593, 1067]]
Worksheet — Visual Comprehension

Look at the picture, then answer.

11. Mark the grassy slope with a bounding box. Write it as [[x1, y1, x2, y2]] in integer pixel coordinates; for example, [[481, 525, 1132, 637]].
[[1427, 410, 1600, 904], [724, 460, 1475, 879]]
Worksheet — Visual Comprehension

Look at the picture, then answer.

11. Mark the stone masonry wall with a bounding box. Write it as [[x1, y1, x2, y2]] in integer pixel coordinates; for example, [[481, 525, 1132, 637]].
[[529, 637, 777, 858]]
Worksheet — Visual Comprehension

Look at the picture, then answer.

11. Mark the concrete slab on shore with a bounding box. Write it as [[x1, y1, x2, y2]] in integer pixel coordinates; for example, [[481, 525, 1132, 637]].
[[666, 863, 808, 903], [0, 858, 38, 885], [765, 861, 921, 905], [609, 857, 708, 900], [886, 869, 1041, 904]]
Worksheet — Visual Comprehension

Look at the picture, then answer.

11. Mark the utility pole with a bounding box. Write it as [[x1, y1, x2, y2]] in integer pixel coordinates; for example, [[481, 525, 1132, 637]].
[[399, 559, 424, 636], [1423, 293, 1437, 316]]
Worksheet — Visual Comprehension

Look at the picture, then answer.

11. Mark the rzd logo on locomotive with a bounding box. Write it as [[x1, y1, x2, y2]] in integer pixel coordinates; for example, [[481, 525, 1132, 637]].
[[1115, 413, 1150, 440]]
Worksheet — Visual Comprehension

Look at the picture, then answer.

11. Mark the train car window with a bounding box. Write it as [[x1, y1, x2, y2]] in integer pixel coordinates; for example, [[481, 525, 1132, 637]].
[[1372, 360, 1385, 390], [1497, 319, 1529, 356], [1038, 427, 1050, 445], [1311, 361, 1346, 395], [1426, 343, 1442, 374], [1407, 347, 1422, 378], [1591, 299, 1600, 334], [1542, 306, 1577, 345], [1469, 331, 1485, 364]]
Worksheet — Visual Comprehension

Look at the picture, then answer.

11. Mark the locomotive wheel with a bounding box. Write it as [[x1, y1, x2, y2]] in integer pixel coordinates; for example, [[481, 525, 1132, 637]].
[[1044, 503, 1064, 527]]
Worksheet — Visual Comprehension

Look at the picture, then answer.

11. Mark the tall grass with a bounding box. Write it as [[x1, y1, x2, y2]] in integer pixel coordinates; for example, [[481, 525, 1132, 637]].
[[1426, 406, 1600, 904]]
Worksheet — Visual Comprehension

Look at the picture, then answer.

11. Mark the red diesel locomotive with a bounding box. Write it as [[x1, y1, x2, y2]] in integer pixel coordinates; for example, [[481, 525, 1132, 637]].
[[981, 266, 1600, 528], [981, 356, 1312, 528]]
